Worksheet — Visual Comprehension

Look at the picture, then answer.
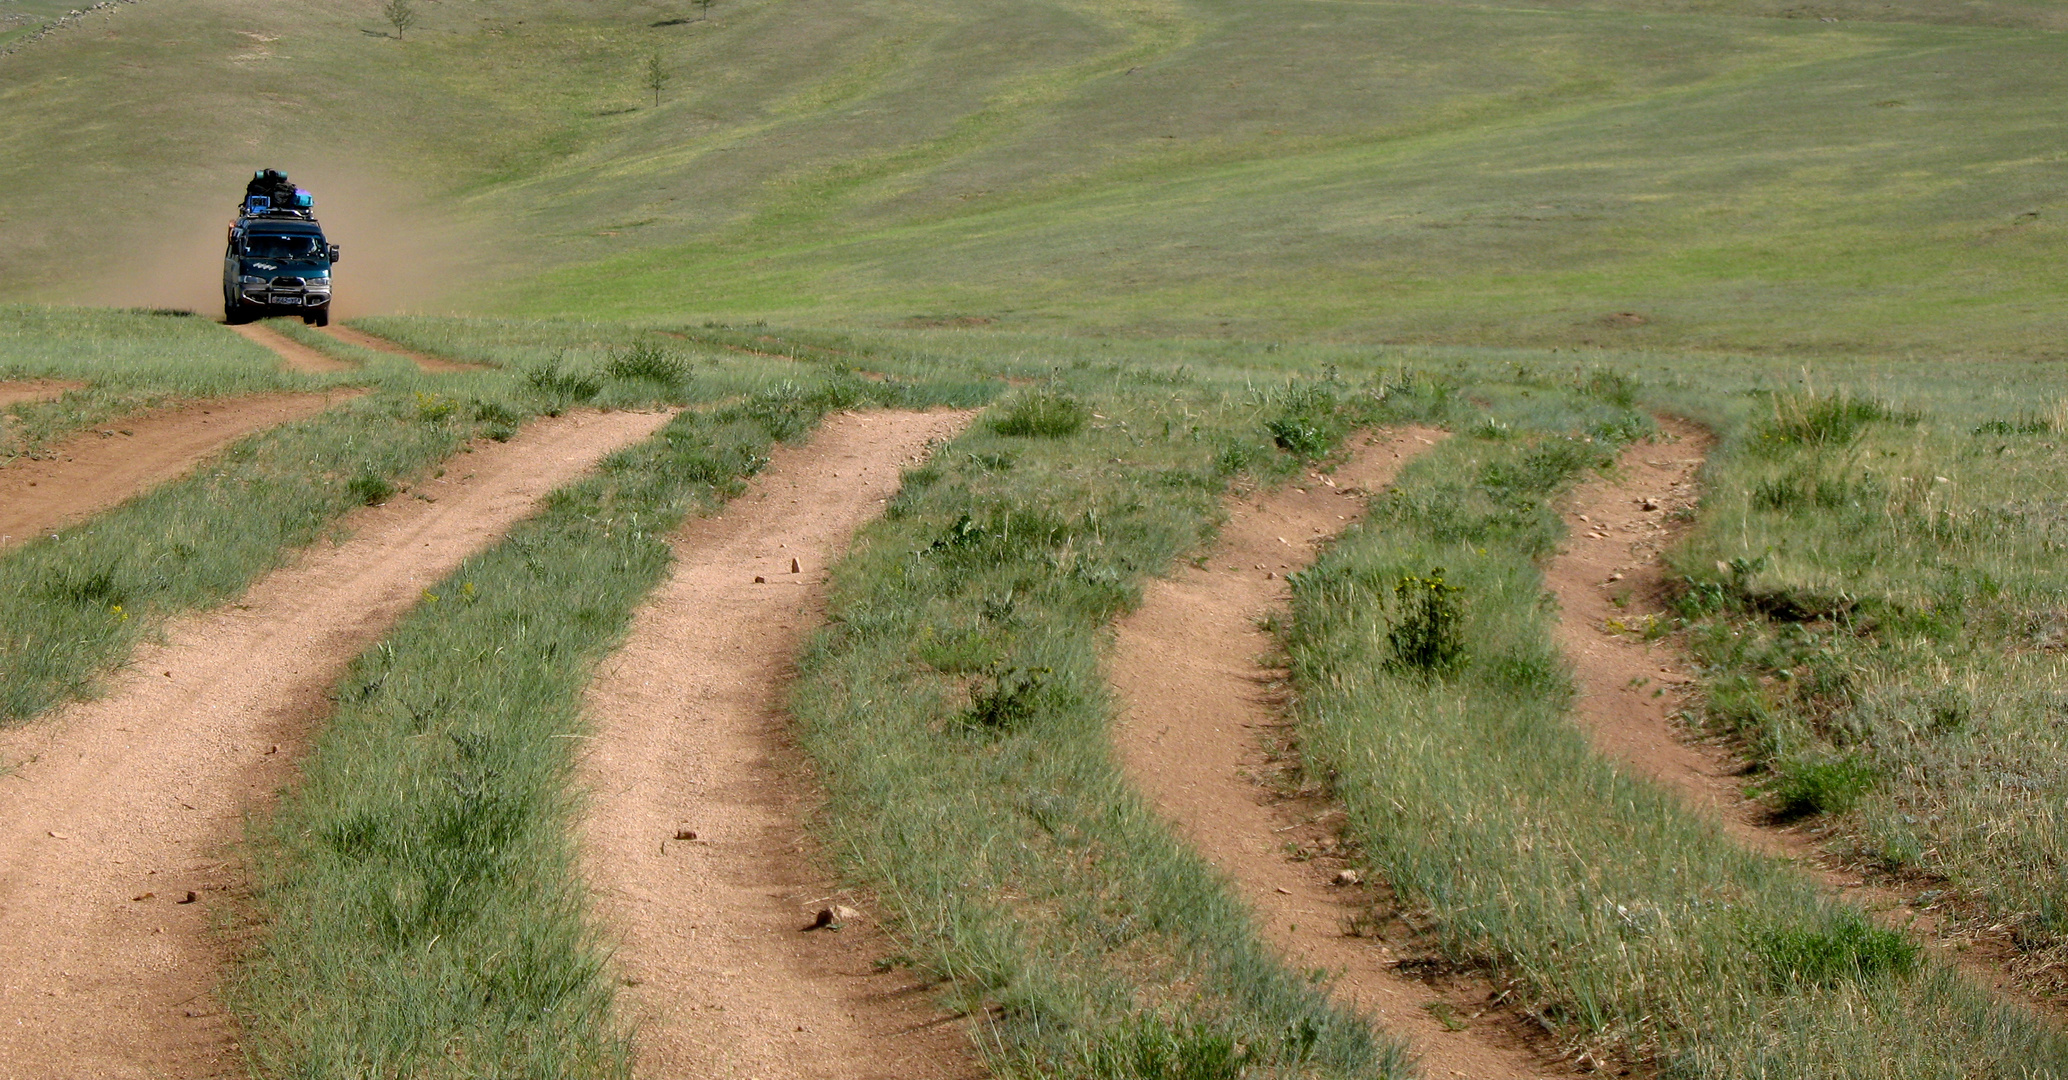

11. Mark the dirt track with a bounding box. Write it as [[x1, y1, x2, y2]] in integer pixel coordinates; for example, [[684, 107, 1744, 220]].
[[1111, 429, 1559, 1080], [1540, 422, 1779, 849], [0, 407, 676, 1079], [320, 325, 486, 372], [579, 409, 980, 1080], [0, 379, 84, 408], [226, 322, 353, 373], [1548, 420, 2065, 1017], [0, 391, 356, 549]]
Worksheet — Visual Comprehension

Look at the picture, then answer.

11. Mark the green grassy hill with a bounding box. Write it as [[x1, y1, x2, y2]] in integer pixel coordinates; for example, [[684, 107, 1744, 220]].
[[3, 0, 2062, 351]]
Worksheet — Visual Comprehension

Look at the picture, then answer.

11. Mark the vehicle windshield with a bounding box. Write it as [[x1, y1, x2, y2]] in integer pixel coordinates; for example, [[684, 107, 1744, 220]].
[[243, 233, 324, 260]]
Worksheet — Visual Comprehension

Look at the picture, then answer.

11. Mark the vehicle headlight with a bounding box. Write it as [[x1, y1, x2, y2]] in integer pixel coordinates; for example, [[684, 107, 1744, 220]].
[[241, 275, 267, 284], [304, 277, 331, 290]]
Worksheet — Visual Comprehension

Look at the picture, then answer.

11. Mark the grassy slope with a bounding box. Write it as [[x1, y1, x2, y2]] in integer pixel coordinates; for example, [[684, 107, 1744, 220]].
[[2, 0, 2065, 356], [14, 0, 2068, 1073]]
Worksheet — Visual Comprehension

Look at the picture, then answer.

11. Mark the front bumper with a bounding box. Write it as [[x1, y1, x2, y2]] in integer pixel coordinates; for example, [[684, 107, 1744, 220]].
[[240, 289, 330, 307]]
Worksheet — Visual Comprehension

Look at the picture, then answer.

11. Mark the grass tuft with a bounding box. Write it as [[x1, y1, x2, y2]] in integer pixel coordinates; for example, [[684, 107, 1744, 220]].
[[992, 391, 1089, 437], [524, 359, 604, 405], [1766, 756, 1878, 819], [1757, 390, 1906, 449], [958, 664, 1057, 734], [1756, 915, 1920, 987], [346, 470, 395, 506], [602, 341, 691, 388]]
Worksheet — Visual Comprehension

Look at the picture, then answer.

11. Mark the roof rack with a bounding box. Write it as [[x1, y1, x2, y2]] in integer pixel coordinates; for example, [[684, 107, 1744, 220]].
[[238, 207, 316, 221]]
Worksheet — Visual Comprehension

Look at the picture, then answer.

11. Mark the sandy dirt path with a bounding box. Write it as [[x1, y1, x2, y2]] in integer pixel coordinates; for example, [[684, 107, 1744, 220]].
[[580, 409, 980, 1080], [320, 325, 486, 373], [1547, 419, 2064, 1017], [0, 380, 85, 408], [1111, 429, 1562, 1080], [227, 321, 353, 374], [0, 391, 357, 550], [1540, 422, 1780, 849], [0, 407, 677, 1080]]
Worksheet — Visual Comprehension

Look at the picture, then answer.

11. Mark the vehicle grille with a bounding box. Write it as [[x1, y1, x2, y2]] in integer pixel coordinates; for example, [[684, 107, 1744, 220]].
[[271, 276, 303, 288]]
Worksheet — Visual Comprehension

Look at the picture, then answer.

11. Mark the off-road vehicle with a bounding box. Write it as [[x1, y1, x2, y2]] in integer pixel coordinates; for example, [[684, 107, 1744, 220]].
[[222, 196, 340, 326]]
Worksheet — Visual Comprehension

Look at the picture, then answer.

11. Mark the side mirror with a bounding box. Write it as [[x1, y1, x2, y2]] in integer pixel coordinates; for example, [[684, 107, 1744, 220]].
[[328, 244, 341, 264]]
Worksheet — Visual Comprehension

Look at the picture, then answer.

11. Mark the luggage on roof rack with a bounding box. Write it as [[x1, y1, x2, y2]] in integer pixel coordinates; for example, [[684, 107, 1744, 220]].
[[237, 196, 315, 221]]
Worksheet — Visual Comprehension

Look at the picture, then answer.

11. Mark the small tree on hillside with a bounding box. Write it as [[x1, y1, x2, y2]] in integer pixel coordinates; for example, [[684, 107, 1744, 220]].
[[382, 0, 417, 38], [696, 0, 713, 20], [644, 49, 670, 108]]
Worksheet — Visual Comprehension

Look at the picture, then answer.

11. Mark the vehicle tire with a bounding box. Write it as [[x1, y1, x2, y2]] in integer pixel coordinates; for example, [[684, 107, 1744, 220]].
[[309, 306, 330, 328], [224, 295, 250, 325]]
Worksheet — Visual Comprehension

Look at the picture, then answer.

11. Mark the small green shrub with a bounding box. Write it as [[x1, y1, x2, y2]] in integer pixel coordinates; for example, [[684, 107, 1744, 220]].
[[993, 392, 1089, 437], [603, 341, 691, 387], [1581, 367, 1638, 408], [1469, 417, 1513, 441], [524, 360, 602, 403], [1389, 570, 1466, 674], [1750, 469, 1882, 512], [1265, 416, 1329, 457], [46, 564, 125, 606], [1767, 756, 1877, 818], [471, 400, 522, 426], [471, 399, 523, 442], [1211, 439, 1265, 476], [1755, 914, 1919, 987], [958, 665, 1055, 733], [1082, 1016, 1256, 1080], [413, 391, 457, 422], [1480, 436, 1610, 500], [1265, 379, 1345, 458], [1758, 390, 1902, 448], [347, 471, 394, 505], [1673, 578, 1731, 617]]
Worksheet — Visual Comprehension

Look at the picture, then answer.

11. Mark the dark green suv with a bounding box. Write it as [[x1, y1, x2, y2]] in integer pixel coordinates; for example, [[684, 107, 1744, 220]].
[[222, 211, 340, 326]]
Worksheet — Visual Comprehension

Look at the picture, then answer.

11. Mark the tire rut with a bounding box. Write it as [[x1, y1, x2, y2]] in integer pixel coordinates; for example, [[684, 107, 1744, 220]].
[[0, 390, 359, 550], [1548, 416, 2066, 1021], [0, 407, 677, 1079], [579, 409, 980, 1080], [226, 321, 354, 374], [319, 325, 487, 373], [1111, 428, 1564, 1080]]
